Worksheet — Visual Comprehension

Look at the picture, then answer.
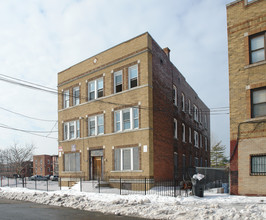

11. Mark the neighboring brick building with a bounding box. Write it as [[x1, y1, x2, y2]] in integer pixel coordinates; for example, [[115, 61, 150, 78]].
[[227, 0, 266, 195], [52, 155, 59, 176], [58, 32, 210, 185], [33, 155, 53, 176]]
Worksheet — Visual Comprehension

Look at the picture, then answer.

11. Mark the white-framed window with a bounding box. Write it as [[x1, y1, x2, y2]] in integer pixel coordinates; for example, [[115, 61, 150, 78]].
[[173, 85, 177, 106], [114, 147, 139, 171], [249, 32, 265, 64], [73, 86, 80, 106], [194, 131, 199, 148], [251, 87, 266, 118], [128, 65, 138, 89], [64, 153, 80, 172], [88, 115, 104, 136], [174, 118, 178, 139], [199, 109, 202, 123], [195, 157, 199, 167], [63, 90, 70, 108], [88, 78, 103, 101], [40, 159, 42, 164], [114, 107, 139, 132], [181, 93, 185, 112], [114, 70, 123, 93], [193, 105, 199, 122], [188, 99, 191, 115], [63, 120, 80, 140], [182, 123, 186, 142], [189, 127, 192, 143], [205, 137, 208, 151]]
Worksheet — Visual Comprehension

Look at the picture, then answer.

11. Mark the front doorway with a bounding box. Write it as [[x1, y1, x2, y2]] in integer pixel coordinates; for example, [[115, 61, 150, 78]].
[[89, 149, 104, 180], [92, 156, 102, 180]]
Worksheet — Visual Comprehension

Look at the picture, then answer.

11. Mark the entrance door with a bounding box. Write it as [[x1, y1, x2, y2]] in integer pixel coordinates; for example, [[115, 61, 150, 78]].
[[92, 157, 102, 180]]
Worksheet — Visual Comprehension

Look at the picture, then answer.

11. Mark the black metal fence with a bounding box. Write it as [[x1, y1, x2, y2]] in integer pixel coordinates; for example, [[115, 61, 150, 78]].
[[0, 167, 229, 197]]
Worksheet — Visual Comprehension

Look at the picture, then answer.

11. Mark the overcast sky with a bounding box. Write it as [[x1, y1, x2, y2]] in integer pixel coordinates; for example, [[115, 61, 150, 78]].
[[0, 0, 233, 156]]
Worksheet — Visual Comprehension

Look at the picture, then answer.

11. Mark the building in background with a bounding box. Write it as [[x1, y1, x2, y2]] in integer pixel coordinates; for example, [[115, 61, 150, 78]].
[[58, 32, 210, 186], [33, 155, 53, 176], [52, 155, 59, 176], [227, 0, 266, 195]]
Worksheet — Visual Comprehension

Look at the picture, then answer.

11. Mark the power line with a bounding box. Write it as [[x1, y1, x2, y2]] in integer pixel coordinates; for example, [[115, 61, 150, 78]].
[[0, 124, 58, 140], [0, 74, 230, 115], [0, 106, 57, 122], [0, 123, 58, 133]]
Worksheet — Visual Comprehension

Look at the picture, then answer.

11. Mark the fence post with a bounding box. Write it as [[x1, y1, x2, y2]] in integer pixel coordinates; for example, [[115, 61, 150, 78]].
[[120, 178, 122, 195], [145, 178, 146, 195], [80, 177, 82, 192], [16, 178, 17, 187], [0, 176, 2, 187], [47, 179, 48, 192], [98, 177, 100, 193], [174, 178, 176, 197], [22, 177, 24, 188], [60, 177, 61, 190]]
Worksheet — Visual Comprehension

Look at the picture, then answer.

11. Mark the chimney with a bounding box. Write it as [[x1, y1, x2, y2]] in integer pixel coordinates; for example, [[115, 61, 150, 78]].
[[163, 47, 170, 59]]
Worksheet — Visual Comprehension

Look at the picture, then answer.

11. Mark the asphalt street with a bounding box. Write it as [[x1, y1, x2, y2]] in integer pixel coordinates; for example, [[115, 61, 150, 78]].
[[0, 198, 145, 220]]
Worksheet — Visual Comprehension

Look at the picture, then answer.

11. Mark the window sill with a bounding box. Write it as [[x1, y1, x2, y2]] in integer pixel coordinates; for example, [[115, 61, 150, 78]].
[[244, 116, 266, 123], [62, 171, 82, 174], [244, 60, 266, 69], [111, 170, 143, 173]]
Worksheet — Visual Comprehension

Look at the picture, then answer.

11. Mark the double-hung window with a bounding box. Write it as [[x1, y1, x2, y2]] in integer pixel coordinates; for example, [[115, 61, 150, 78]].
[[114, 147, 139, 171], [251, 155, 266, 175], [64, 153, 80, 172], [174, 119, 178, 139], [181, 93, 185, 112], [114, 71, 123, 93], [63, 90, 70, 108], [193, 105, 199, 122], [173, 85, 177, 106], [114, 107, 139, 132], [63, 120, 80, 140], [188, 99, 191, 115], [250, 32, 265, 64], [251, 88, 266, 118], [189, 127, 192, 143], [128, 65, 138, 89], [182, 123, 185, 142], [88, 78, 103, 101], [88, 115, 104, 136], [73, 86, 80, 106], [194, 131, 199, 148]]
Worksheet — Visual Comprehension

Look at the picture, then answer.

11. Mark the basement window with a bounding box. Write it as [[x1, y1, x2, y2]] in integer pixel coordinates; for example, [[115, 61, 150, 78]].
[[251, 154, 266, 175]]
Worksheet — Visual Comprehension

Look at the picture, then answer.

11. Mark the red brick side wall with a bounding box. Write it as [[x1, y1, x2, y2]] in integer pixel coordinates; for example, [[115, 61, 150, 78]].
[[151, 38, 210, 181], [230, 139, 238, 195]]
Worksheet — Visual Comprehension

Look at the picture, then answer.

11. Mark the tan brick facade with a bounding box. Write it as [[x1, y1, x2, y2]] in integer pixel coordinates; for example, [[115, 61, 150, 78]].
[[227, 0, 266, 195], [58, 33, 210, 184]]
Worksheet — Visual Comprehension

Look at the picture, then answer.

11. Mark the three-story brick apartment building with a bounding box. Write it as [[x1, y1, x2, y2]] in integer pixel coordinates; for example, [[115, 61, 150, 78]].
[[33, 155, 53, 176], [227, 0, 266, 195], [58, 33, 210, 185]]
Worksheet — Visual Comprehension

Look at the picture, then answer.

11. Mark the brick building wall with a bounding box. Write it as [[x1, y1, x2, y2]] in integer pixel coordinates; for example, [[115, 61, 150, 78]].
[[33, 155, 53, 176], [227, 0, 266, 195], [57, 32, 210, 184]]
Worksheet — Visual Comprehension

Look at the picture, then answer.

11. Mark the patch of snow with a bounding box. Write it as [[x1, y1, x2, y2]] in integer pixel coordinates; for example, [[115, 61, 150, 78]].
[[0, 186, 265, 219]]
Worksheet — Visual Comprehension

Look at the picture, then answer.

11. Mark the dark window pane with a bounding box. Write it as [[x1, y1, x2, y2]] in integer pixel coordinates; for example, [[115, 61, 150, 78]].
[[116, 84, 122, 93], [130, 79, 137, 88]]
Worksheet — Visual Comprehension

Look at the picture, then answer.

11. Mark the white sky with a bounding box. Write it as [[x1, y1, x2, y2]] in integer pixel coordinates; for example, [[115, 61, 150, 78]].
[[0, 0, 233, 156]]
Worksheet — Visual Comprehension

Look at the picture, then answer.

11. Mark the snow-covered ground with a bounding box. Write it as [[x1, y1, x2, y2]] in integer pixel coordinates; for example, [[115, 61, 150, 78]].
[[0, 184, 265, 220]]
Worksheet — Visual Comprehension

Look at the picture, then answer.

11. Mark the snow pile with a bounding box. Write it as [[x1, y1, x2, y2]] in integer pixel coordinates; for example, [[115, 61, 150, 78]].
[[0, 187, 265, 219]]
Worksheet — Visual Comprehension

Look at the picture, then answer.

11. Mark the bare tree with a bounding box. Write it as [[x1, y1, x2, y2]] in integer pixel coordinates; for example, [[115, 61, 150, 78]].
[[3, 143, 35, 177]]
